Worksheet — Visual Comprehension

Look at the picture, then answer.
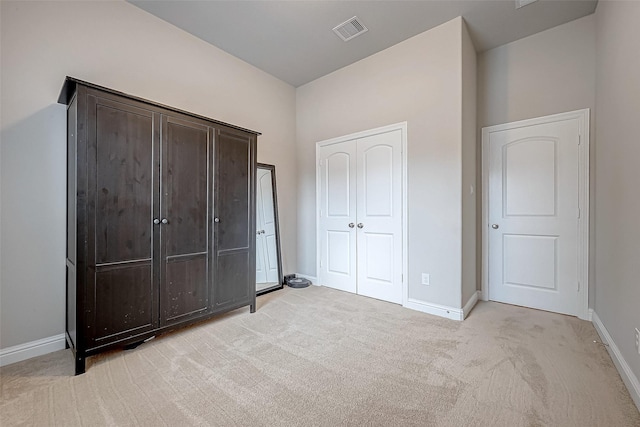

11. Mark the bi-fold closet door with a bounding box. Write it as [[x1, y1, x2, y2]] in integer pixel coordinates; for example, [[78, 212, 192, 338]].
[[318, 129, 403, 304]]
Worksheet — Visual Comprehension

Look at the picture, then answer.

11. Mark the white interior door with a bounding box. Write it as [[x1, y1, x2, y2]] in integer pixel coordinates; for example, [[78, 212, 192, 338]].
[[356, 131, 403, 304], [255, 170, 268, 289], [318, 142, 357, 293], [318, 128, 403, 304], [487, 118, 580, 316], [257, 169, 279, 283]]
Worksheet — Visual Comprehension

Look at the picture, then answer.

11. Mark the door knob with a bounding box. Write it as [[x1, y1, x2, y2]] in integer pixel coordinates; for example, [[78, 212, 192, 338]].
[[214, 217, 220, 223], [348, 223, 355, 228], [491, 224, 499, 229], [153, 218, 160, 225], [161, 218, 168, 224], [357, 223, 364, 229]]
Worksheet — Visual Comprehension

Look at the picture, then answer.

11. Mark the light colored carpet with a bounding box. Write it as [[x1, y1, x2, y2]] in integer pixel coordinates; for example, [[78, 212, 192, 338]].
[[1, 286, 638, 426]]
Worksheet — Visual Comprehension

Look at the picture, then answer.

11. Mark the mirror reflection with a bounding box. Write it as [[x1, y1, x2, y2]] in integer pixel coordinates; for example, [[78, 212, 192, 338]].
[[256, 163, 283, 294]]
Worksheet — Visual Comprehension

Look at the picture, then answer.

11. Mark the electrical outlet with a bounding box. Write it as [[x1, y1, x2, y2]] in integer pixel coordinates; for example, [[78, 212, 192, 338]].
[[421, 273, 430, 286], [635, 328, 640, 355]]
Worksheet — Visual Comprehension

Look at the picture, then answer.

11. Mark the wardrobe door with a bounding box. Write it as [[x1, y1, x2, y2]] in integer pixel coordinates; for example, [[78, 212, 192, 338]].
[[160, 115, 213, 325], [87, 93, 160, 345], [213, 128, 256, 311]]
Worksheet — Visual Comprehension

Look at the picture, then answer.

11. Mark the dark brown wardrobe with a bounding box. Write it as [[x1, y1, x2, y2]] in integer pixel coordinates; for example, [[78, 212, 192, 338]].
[[59, 78, 258, 374]]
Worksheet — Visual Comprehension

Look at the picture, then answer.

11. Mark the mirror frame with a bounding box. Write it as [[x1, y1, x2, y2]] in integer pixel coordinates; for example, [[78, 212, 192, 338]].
[[256, 163, 284, 295]]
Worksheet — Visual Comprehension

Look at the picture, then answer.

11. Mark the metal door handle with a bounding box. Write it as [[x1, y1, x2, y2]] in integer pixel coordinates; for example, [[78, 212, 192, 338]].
[[161, 218, 168, 224], [348, 223, 355, 228], [357, 223, 364, 229], [214, 217, 220, 223], [491, 224, 499, 229], [153, 218, 160, 225]]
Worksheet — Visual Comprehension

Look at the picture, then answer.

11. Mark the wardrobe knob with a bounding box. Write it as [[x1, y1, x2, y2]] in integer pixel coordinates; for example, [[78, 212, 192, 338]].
[[214, 217, 220, 223], [357, 223, 364, 229], [161, 218, 168, 224], [153, 218, 160, 225], [348, 223, 355, 228]]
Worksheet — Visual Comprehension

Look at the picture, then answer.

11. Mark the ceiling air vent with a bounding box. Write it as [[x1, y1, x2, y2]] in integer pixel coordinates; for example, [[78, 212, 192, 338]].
[[516, 0, 538, 9], [333, 16, 368, 42]]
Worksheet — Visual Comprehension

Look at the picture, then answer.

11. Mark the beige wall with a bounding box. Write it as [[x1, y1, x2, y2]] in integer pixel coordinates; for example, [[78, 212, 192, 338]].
[[477, 15, 596, 301], [478, 15, 596, 128], [297, 17, 475, 309], [594, 0, 640, 388], [461, 21, 477, 307], [0, 0, 297, 349]]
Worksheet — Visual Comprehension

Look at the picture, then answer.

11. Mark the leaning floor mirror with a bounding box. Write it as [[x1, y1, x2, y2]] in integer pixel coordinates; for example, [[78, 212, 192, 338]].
[[256, 163, 284, 294]]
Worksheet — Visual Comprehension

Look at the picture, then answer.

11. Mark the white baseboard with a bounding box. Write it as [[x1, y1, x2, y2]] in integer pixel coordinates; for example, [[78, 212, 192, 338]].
[[462, 291, 480, 319], [295, 273, 319, 286], [0, 334, 66, 367], [592, 311, 640, 411], [404, 298, 463, 321]]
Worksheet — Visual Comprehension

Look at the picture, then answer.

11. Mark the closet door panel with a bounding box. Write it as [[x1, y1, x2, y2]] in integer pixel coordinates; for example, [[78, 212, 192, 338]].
[[161, 116, 212, 324], [87, 93, 159, 343]]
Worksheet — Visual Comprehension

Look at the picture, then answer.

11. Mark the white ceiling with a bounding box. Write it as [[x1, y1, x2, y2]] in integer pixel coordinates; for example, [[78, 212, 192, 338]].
[[129, 0, 597, 87]]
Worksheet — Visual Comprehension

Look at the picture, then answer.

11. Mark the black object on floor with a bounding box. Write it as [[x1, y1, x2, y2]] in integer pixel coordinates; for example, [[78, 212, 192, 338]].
[[286, 277, 311, 288]]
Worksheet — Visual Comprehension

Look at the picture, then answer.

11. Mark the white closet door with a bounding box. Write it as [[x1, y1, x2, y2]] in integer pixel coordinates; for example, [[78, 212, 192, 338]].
[[318, 141, 357, 293], [356, 130, 403, 304], [318, 128, 403, 304]]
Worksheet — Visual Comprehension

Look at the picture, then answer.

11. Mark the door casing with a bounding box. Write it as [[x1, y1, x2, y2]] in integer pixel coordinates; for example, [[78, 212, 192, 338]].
[[316, 122, 408, 306], [481, 109, 590, 320]]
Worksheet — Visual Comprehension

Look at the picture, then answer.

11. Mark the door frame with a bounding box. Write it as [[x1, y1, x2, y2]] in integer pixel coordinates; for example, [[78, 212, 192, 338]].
[[316, 122, 408, 305], [481, 109, 590, 320]]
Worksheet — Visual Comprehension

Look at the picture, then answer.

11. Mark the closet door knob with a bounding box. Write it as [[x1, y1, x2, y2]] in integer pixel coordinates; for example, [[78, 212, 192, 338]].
[[214, 217, 220, 223], [491, 224, 499, 229], [348, 223, 355, 228], [153, 218, 160, 225], [161, 218, 168, 224], [357, 223, 364, 229]]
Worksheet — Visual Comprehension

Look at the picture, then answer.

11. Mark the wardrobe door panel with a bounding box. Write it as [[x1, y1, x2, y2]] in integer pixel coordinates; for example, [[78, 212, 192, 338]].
[[216, 132, 250, 251], [87, 94, 159, 343], [216, 252, 250, 305], [164, 256, 207, 322], [213, 128, 255, 310], [161, 116, 212, 324], [95, 102, 154, 264], [94, 263, 153, 342]]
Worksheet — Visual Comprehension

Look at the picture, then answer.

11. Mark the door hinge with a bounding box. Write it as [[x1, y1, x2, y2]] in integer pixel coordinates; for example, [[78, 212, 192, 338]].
[[577, 281, 581, 292], [577, 208, 581, 219], [578, 135, 581, 145], [320, 260, 323, 268]]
